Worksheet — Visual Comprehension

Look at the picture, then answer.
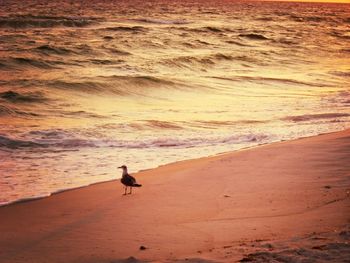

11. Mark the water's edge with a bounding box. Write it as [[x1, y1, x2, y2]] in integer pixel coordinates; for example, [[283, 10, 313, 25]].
[[1, 128, 347, 208]]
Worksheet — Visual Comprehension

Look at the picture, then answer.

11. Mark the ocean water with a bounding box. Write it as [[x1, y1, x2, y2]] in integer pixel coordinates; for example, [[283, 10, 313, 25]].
[[0, 0, 349, 206]]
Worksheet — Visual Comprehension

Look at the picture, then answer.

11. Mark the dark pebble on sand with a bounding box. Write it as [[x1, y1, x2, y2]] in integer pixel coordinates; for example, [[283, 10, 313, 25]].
[[324, 185, 332, 189], [139, 245, 147, 250], [312, 245, 323, 250]]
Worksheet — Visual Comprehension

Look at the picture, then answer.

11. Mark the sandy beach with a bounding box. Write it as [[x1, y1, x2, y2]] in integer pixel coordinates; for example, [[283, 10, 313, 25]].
[[0, 129, 349, 263]]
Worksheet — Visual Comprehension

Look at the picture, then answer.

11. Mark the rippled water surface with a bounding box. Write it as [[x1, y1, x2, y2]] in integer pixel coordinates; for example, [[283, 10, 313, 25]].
[[0, 0, 349, 205]]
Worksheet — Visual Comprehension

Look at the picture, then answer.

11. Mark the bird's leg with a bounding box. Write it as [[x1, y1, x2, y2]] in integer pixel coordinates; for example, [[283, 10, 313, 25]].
[[129, 187, 132, 195], [123, 186, 127, 195]]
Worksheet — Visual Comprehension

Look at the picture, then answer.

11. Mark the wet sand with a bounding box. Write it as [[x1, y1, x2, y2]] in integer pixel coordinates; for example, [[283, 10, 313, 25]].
[[0, 129, 349, 263]]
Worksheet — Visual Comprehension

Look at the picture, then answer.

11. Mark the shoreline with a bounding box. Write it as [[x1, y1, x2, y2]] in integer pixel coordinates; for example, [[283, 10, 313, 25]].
[[0, 128, 349, 262], [1, 128, 348, 208]]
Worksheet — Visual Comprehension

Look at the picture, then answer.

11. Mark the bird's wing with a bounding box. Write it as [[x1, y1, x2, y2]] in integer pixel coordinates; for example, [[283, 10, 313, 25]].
[[121, 174, 137, 186], [129, 175, 137, 184]]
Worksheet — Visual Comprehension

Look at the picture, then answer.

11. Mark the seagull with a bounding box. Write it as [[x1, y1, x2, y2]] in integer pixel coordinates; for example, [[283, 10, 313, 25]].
[[118, 165, 142, 195]]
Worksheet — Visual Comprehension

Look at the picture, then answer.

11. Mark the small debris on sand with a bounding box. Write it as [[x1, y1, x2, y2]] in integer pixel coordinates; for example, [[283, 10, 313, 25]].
[[139, 245, 147, 250]]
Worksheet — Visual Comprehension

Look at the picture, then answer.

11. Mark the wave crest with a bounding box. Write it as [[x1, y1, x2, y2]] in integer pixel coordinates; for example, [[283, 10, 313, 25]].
[[239, 33, 269, 40], [47, 75, 177, 95], [212, 76, 331, 87], [0, 135, 43, 148], [0, 16, 95, 28], [104, 26, 146, 33], [132, 18, 190, 25], [0, 57, 60, 70], [283, 113, 350, 122], [0, 91, 46, 103], [0, 105, 41, 117], [35, 45, 74, 55]]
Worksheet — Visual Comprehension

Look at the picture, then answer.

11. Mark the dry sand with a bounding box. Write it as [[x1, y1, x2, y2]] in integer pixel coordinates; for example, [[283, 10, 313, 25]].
[[0, 129, 349, 263]]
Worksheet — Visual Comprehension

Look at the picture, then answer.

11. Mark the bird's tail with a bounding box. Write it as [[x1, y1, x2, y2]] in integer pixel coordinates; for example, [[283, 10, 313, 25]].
[[133, 184, 142, 187]]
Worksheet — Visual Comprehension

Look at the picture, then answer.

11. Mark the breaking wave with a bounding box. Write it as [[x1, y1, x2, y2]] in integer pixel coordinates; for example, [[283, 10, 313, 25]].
[[0, 131, 271, 150]]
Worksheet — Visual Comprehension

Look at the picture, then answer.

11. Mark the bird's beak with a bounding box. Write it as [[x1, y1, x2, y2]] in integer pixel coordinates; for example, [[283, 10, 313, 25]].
[[118, 166, 122, 169]]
